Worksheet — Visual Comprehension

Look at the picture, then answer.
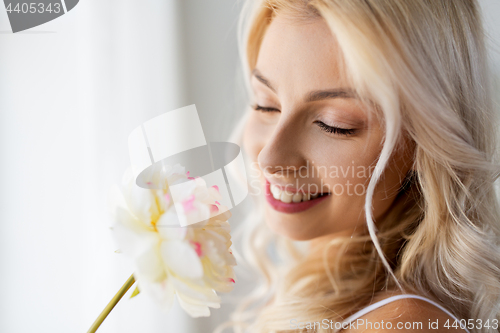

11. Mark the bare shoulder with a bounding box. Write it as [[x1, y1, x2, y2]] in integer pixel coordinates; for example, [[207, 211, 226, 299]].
[[341, 294, 469, 333]]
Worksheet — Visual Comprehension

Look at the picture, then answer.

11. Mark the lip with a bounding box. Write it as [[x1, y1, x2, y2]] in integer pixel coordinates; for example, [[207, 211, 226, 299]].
[[265, 179, 331, 214]]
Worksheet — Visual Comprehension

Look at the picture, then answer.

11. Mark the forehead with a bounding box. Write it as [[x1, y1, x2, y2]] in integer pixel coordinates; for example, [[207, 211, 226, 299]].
[[255, 15, 349, 93]]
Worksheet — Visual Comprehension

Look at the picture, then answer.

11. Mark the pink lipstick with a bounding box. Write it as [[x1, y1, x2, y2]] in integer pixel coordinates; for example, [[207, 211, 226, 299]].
[[264, 179, 331, 214]]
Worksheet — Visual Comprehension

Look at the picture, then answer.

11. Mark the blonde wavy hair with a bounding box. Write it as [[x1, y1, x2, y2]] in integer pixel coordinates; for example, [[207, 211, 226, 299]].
[[217, 0, 500, 332]]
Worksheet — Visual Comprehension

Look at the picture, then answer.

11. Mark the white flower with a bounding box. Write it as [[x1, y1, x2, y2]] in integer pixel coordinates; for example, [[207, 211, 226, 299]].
[[109, 162, 236, 317]]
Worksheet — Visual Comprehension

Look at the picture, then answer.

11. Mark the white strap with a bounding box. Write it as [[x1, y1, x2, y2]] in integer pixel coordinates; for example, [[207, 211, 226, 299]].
[[337, 294, 470, 333]]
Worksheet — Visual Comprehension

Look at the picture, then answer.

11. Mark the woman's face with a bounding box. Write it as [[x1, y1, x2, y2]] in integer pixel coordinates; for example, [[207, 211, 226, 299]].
[[242, 15, 414, 241]]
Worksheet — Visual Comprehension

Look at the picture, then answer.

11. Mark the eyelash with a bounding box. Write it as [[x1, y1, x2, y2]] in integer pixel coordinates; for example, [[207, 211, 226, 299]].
[[251, 104, 279, 113], [314, 121, 356, 136], [250, 104, 357, 137]]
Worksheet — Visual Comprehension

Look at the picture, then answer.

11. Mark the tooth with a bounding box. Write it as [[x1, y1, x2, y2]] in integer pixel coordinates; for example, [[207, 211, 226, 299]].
[[271, 185, 281, 199], [280, 191, 293, 203], [292, 193, 302, 203], [303, 193, 311, 201], [311, 193, 319, 199]]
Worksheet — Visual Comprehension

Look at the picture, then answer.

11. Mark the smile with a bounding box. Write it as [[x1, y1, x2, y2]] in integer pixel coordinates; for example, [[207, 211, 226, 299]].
[[265, 180, 331, 214]]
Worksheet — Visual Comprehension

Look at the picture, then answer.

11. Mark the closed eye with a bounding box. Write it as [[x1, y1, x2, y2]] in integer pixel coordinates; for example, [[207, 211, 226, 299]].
[[251, 104, 280, 113], [314, 120, 356, 136], [251, 104, 356, 137]]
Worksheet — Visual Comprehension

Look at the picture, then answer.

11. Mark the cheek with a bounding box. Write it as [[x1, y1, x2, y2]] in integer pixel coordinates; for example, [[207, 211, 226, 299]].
[[313, 142, 381, 190]]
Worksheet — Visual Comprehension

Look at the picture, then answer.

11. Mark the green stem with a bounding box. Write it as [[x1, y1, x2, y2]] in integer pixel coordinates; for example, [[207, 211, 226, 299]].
[[87, 274, 136, 333]]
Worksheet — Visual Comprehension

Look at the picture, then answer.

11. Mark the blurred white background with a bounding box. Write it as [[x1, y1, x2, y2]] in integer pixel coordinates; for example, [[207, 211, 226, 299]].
[[0, 1, 498, 333]]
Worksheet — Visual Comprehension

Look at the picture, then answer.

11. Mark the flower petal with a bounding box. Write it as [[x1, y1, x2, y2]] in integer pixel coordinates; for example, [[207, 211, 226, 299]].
[[170, 275, 221, 305], [176, 293, 211, 317], [135, 242, 166, 282], [135, 274, 175, 313], [157, 225, 187, 241], [111, 215, 157, 258], [176, 201, 211, 227], [160, 240, 203, 279], [122, 183, 159, 225], [156, 209, 188, 240], [114, 206, 150, 232]]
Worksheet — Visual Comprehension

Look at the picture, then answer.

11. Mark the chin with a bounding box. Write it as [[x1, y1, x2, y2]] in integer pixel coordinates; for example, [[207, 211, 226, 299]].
[[263, 207, 365, 242], [263, 209, 325, 241]]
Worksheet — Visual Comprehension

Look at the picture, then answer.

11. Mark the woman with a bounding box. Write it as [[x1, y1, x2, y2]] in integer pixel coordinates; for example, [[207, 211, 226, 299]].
[[221, 0, 500, 332]]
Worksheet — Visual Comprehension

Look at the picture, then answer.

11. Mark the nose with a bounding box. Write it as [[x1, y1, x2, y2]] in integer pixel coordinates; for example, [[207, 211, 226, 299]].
[[257, 113, 308, 179]]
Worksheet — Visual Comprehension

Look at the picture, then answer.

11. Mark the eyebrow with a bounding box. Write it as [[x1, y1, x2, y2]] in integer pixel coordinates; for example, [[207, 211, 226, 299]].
[[305, 89, 358, 103], [252, 68, 277, 93], [252, 68, 359, 103]]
